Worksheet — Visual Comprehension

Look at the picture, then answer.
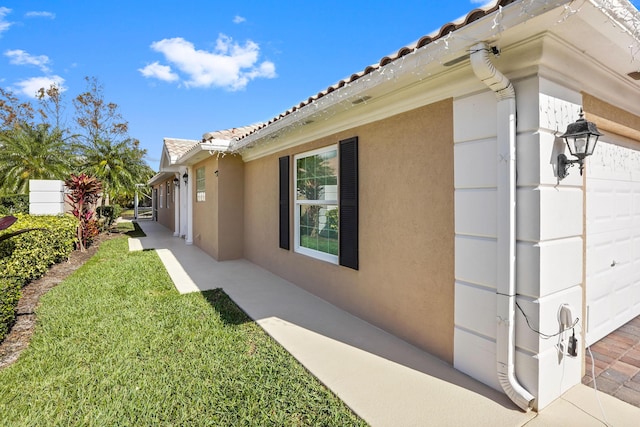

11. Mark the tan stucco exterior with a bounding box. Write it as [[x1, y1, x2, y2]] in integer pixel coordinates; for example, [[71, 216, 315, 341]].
[[583, 93, 640, 144], [192, 154, 245, 261], [155, 178, 175, 232], [242, 99, 455, 363]]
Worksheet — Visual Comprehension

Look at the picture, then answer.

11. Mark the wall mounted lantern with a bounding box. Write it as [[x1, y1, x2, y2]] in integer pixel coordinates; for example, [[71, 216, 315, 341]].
[[182, 172, 189, 185], [173, 177, 180, 187], [558, 109, 603, 179]]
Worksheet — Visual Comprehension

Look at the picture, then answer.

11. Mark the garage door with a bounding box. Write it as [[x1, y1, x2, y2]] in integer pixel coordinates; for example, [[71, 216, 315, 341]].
[[585, 139, 640, 346]]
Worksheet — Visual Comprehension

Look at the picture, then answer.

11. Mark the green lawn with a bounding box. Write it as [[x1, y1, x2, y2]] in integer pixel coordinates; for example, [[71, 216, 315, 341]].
[[0, 236, 366, 426]]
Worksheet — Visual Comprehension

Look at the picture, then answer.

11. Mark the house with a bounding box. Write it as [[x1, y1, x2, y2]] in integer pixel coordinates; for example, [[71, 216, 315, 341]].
[[148, 0, 640, 411]]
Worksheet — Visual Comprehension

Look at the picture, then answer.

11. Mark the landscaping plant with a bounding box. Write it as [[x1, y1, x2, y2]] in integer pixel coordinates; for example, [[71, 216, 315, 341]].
[[65, 173, 102, 251], [0, 214, 77, 342]]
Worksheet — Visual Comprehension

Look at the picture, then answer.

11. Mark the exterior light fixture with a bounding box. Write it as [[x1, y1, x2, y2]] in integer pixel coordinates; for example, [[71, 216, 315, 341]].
[[214, 170, 219, 177], [557, 109, 603, 179], [173, 177, 180, 187], [182, 172, 189, 185]]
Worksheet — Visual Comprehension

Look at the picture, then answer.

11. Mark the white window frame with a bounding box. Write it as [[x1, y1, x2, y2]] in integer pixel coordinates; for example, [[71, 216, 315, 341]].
[[196, 167, 206, 202], [293, 145, 339, 264]]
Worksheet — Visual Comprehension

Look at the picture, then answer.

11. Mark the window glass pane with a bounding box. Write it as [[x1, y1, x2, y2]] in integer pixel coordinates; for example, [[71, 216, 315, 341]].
[[298, 204, 338, 256], [196, 167, 206, 202], [296, 149, 337, 202]]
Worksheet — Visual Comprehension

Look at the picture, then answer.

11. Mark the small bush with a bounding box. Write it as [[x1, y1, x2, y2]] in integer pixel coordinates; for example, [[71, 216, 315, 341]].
[[0, 278, 21, 341], [0, 195, 29, 215], [0, 214, 78, 342], [96, 204, 122, 229]]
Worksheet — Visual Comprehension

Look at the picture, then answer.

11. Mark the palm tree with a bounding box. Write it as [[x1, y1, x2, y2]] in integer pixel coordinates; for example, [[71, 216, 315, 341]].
[[78, 137, 151, 205], [0, 123, 75, 194]]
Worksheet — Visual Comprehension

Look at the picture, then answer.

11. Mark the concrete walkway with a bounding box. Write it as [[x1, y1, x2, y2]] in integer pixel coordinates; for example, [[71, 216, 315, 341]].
[[129, 220, 640, 426]]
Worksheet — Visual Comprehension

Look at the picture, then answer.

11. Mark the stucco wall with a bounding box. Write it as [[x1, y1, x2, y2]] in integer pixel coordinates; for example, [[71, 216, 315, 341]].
[[192, 155, 245, 261], [243, 100, 455, 363], [218, 155, 245, 260], [192, 157, 219, 259], [156, 179, 175, 232]]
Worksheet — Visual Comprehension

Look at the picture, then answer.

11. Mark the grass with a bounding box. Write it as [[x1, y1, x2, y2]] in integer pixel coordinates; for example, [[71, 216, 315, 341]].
[[0, 236, 366, 426], [114, 220, 146, 237]]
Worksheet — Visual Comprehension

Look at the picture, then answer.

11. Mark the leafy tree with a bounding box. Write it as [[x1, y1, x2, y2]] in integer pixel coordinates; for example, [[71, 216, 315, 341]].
[[0, 122, 75, 194], [0, 88, 35, 131], [79, 137, 151, 204], [74, 77, 150, 204], [36, 83, 67, 132]]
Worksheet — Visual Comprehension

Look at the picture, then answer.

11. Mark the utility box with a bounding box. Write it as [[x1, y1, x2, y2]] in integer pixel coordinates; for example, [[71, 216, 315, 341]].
[[29, 180, 66, 215]]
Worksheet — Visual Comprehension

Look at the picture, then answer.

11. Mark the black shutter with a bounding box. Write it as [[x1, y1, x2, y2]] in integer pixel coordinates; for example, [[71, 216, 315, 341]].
[[279, 156, 290, 250], [339, 137, 358, 270]]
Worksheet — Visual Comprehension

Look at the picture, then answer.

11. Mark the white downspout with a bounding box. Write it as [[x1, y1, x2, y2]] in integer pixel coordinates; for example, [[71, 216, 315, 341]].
[[470, 42, 534, 411], [173, 173, 180, 237], [185, 166, 193, 245]]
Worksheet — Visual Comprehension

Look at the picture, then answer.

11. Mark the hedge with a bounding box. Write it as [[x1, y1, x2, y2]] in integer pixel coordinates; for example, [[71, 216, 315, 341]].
[[0, 214, 78, 342], [0, 194, 29, 216]]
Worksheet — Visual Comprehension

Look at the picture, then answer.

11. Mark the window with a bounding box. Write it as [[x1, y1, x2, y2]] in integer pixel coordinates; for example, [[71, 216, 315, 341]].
[[166, 182, 171, 208], [281, 137, 358, 269], [159, 184, 164, 208], [196, 167, 206, 202], [294, 146, 339, 263]]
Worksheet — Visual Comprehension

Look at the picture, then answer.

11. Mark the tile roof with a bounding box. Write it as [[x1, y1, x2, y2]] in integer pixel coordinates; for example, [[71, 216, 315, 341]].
[[164, 138, 200, 162], [202, 125, 263, 142], [227, 0, 516, 143]]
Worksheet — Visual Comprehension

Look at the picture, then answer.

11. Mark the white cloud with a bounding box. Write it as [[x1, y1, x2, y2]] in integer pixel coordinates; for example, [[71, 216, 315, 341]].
[[25, 11, 56, 19], [5, 49, 51, 72], [12, 75, 66, 98], [146, 34, 276, 91], [138, 61, 179, 82], [233, 15, 246, 24], [0, 7, 12, 36]]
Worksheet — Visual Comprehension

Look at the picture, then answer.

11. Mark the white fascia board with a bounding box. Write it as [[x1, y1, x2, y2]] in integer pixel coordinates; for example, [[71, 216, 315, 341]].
[[234, 0, 573, 161], [176, 139, 232, 166], [148, 171, 178, 186]]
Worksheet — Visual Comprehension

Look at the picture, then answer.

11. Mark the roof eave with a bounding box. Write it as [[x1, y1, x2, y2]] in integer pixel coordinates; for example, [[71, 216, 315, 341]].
[[232, 0, 574, 153], [177, 140, 232, 165]]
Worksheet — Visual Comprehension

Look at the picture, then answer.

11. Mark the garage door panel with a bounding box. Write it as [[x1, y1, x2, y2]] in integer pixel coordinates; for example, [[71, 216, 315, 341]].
[[586, 140, 640, 345]]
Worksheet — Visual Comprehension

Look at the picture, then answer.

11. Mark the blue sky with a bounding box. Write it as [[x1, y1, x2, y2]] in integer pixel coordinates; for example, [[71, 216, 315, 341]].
[[1, 0, 639, 170]]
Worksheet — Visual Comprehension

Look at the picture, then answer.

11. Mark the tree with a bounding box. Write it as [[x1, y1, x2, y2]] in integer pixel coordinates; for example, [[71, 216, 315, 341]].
[[0, 87, 35, 131], [79, 137, 151, 204], [73, 77, 150, 204], [36, 83, 67, 132], [0, 122, 75, 194]]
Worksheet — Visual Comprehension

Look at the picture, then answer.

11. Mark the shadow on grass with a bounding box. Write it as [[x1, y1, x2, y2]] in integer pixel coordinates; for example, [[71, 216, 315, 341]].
[[125, 221, 147, 238], [202, 288, 251, 325]]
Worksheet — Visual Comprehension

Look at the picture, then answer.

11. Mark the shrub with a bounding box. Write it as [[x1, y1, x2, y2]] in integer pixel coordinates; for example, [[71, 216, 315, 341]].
[[96, 204, 122, 229], [0, 278, 20, 341], [0, 194, 29, 215], [65, 174, 102, 251], [0, 214, 78, 342]]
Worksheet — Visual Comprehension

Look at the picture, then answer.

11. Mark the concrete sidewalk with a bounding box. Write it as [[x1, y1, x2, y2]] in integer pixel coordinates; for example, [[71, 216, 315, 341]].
[[129, 220, 640, 426]]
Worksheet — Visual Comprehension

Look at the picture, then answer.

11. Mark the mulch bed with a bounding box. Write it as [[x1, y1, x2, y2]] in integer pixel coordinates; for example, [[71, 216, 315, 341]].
[[0, 232, 118, 370]]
